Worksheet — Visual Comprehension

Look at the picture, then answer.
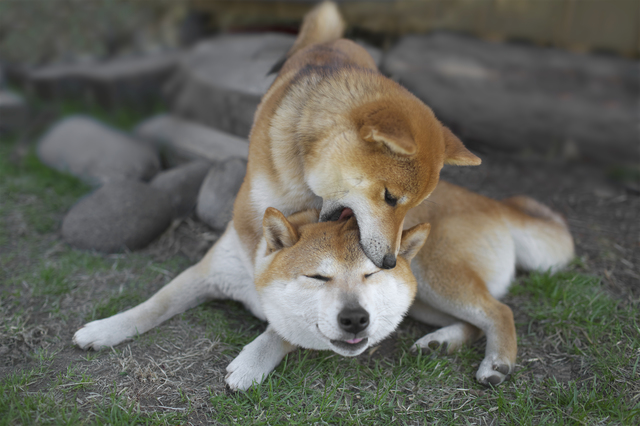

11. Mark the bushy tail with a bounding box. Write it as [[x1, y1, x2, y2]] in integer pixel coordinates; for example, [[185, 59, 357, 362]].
[[269, 1, 344, 74], [290, 1, 344, 56], [502, 196, 575, 274]]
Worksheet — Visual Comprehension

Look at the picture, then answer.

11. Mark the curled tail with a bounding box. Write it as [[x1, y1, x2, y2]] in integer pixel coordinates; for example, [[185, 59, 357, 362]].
[[501, 196, 575, 274], [268, 1, 345, 74]]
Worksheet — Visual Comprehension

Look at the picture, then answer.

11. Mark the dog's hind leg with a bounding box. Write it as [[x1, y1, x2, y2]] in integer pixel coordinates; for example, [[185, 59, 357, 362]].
[[73, 222, 262, 350], [409, 299, 482, 354], [411, 272, 517, 386]]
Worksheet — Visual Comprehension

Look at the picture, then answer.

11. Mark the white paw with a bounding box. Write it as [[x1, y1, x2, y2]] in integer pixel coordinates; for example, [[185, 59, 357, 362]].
[[225, 329, 291, 391], [72, 315, 136, 350], [476, 354, 514, 386], [225, 354, 272, 391]]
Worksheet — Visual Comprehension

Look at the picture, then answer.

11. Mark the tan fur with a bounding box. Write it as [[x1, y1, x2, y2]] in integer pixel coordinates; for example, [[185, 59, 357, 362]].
[[256, 209, 428, 294], [234, 1, 480, 269], [286, 1, 345, 60]]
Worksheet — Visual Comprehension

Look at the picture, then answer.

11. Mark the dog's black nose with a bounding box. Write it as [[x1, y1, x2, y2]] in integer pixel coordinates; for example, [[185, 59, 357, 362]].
[[381, 254, 396, 269], [338, 306, 370, 334]]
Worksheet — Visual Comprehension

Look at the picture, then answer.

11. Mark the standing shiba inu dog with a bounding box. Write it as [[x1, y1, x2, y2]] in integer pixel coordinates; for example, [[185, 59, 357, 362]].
[[234, 1, 480, 271], [73, 181, 573, 390]]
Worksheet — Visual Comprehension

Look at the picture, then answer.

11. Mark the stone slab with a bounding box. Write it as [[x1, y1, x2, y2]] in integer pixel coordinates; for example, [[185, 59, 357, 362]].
[[17, 52, 180, 109], [381, 33, 639, 165], [150, 160, 212, 218], [62, 180, 173, 253], [38, 115, 161, 185], [196, 158, 247, 231], [167, 33, 383, 137], [134, 114, 249, 167]]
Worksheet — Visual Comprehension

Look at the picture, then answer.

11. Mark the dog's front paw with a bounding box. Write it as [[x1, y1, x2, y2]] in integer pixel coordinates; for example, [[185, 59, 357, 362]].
[[225, 328, 294, 391], [72, 315, 135, 350], [476, 355, 514, 386], [225, 354, 272, 391]]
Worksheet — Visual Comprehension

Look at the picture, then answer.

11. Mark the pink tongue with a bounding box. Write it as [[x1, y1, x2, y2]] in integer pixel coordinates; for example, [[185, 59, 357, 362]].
[[345, 337, 363, 344], [339, 208, 353, 221]]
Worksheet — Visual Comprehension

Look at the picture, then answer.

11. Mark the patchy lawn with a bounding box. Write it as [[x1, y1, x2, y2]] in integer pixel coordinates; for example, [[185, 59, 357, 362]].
[[1, 105, 639, 425]]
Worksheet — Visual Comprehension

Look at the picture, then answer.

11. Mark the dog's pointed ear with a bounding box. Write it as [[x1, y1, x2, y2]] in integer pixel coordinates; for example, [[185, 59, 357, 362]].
[[359, 110, 416, 156], [263, 207, 300, 253], [442, 127, 481, 166], [398, 223, 430, 261]]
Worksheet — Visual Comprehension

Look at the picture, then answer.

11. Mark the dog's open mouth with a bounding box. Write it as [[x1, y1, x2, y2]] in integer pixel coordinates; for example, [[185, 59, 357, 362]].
[[338, 208, 353, 220], [330, 337, 368, 352], [321, 206, 354, 222]]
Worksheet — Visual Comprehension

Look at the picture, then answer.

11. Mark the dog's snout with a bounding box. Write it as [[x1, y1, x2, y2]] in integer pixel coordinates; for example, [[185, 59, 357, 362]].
[[338, 306, 370, 334], [381, 254, 396, 269]]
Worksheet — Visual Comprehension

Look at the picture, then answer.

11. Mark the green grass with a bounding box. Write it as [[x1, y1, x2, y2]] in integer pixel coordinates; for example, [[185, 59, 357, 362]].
[[197, 271, 640, 424], [0, 138, 90, 239], [0, 367, 187, 425], [1, 102, 639, 424]]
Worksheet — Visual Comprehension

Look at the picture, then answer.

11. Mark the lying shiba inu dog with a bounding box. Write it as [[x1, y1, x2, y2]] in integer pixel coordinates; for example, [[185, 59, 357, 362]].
[[74, 181, 573, 389]]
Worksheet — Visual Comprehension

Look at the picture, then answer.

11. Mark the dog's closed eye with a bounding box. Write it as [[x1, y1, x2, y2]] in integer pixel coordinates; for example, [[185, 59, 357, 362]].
[[305, 274, 331, 282]]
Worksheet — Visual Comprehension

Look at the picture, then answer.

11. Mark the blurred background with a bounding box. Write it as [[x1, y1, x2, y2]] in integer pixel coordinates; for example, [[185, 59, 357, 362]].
[[1, 0, 637, 165]]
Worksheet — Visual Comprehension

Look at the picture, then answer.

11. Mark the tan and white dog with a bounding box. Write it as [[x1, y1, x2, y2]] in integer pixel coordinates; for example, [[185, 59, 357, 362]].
[[232, 1, 480, 271], [73, 181, 573, 389]]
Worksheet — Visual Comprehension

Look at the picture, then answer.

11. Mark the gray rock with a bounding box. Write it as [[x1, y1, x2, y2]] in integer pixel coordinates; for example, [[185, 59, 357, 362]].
[[382, 33, 639, 165], [167, 34, 383, 137], [166, 33, 292, 137], [0, 91, 28, 133], [19, 52, 180, 109], [86, 52, 181, 109], [134, 114, 249, 167], [196, 158, 247, 231], [150, 160, 212, 218], [38, 115, 160, 185], [62, 180, 173, 252]]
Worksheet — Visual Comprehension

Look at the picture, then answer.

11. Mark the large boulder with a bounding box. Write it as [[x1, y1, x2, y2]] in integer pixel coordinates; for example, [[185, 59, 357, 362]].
[[167, 33, 383, 138], [62, 180, 173, 253], [134, 114, 249, 167], [196, 158, 247, 231], [150, 160, 212, 218], [382, 33, 639, 165], [38, 116, 160, 185]]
